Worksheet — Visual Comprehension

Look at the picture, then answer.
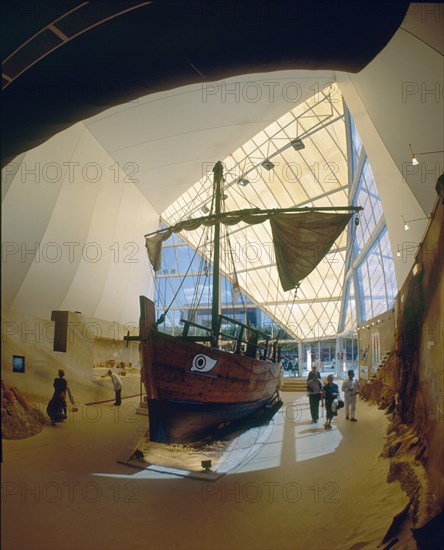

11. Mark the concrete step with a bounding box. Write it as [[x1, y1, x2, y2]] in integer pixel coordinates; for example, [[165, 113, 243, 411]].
[[280, 379, 307, 392]]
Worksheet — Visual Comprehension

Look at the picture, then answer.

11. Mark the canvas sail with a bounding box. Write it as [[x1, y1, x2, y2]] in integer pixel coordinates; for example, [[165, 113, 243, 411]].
[[145, 209, 354, 292]]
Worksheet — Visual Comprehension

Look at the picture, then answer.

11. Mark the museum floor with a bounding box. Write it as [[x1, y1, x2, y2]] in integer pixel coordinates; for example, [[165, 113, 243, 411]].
[[1, 391, 413, 550]]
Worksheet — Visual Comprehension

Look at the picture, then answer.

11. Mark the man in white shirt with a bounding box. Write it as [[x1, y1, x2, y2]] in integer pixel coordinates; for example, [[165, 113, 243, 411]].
[[108, 369, 123, 406], [341, 369, 360, 421]]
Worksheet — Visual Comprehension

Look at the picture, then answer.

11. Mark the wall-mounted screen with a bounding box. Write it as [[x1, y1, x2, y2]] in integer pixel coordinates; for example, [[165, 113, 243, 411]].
[[12, 355, 25, 373]]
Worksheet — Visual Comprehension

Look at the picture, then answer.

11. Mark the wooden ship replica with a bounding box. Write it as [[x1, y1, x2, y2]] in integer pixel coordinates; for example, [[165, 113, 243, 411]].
[[127, 161, 361, 443]]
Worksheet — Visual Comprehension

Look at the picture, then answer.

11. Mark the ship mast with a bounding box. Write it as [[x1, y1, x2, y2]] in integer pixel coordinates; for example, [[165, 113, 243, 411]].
[[211, 161, 223, 347]]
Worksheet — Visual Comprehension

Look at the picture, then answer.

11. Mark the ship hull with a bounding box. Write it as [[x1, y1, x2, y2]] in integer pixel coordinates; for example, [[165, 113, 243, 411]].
[[148, 395, 281, 443], [141, 330, 282, 443]]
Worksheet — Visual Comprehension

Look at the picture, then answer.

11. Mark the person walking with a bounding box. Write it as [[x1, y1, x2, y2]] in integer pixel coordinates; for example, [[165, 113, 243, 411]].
[[47, 369, 68, 424], [108, 369, 122, 406], [307, 364, 322, 381], [307, 375, 323, 423], [342, 369, 360, 421], [322, 374, 340, 430]]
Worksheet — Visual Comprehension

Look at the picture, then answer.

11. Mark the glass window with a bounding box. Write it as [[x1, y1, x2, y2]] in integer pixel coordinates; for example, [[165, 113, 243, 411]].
[[156, 97, 398, 347], [342, 277, 356, 332], [355, 159, 383, 252], [356, 228, 397, 321], [349, 115, 362, 180]]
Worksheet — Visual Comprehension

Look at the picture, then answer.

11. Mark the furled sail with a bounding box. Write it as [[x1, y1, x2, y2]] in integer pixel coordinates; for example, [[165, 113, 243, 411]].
[[269, 211, 353, 291], [145, 208, 354, 292]]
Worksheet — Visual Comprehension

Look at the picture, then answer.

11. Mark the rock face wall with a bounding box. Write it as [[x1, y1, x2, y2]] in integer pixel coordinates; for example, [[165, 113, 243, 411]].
[[1, 380, 48, 439], [360, 198, 444, 543]]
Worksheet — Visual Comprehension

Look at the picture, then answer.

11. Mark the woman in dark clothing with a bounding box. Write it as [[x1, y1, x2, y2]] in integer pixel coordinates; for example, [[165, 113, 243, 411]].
[[322, 374, 340, 430], [47, 369, 68, 424]]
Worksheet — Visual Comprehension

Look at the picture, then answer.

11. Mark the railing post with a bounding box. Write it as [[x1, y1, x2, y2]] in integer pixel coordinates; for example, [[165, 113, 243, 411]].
[[235, 326, 244, 354]]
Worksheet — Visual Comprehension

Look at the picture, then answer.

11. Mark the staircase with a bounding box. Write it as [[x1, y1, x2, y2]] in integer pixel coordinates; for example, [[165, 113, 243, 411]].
[[369, 350, 394, 381], [280, 377, 307, 392]]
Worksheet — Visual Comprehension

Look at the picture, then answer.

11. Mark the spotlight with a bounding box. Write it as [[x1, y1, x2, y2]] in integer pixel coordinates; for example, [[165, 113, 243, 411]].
[[409, 143, 444, 166], [238, 177, 249, 186], [261, 159, 274, 171], [402, 214, 429, 231], [291, 138, 305, 151], [409, 144, 418, 166]]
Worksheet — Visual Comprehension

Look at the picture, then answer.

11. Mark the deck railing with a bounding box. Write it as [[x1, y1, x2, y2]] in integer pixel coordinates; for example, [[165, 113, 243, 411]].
[[179, 316, 280, 362]]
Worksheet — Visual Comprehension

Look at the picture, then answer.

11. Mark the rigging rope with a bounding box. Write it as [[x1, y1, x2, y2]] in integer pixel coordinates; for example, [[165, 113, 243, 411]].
[[155, 228, 207, 326]]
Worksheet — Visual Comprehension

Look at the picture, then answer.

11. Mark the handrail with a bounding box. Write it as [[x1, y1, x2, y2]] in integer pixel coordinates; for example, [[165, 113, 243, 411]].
[[218, 314, 273, 342], [218, 315, 275, 360], [175, 314, 280, 361], [180, 318, 212, 337]]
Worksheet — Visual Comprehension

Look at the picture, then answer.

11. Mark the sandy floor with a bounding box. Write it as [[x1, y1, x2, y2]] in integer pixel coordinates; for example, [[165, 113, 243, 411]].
[[1, 392, 414, 550]]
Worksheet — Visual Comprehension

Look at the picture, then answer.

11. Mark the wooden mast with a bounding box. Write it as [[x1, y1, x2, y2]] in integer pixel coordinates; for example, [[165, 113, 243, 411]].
[[211, 161, 223, 348]]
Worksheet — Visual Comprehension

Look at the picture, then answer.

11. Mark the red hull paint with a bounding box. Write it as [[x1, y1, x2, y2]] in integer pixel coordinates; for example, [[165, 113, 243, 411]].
[[145, 331, 281, 404]]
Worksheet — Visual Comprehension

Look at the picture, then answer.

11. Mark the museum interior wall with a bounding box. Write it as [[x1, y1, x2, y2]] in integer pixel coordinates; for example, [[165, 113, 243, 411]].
[[357, 309, 396, 382], [1, 309, 141, 405], [1, 121, 158, 325]]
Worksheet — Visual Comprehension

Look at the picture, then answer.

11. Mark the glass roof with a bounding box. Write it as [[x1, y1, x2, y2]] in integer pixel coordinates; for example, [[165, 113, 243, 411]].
[[161, 88, 353, 340]]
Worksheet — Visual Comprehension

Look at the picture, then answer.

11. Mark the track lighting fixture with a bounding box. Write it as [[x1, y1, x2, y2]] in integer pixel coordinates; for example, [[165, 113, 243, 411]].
[[261, 159, 274, 171], [409, 144, 444, 166], [291, 138, 305, 151], [401, 214, 430, 230]]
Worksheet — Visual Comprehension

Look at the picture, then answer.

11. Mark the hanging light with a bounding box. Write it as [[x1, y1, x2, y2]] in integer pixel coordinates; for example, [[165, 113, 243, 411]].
[[396, 245, 401, 257], [409, 143, 419, 165], [291, 138, 305, 151], [237, 177, 249, 186], [261, 159, 274, 171], [409, 143, 444, 165], [401, 213, 430, 231]]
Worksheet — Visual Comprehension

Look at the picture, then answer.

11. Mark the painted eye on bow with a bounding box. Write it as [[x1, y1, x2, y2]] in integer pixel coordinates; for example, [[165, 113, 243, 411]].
[[191, 354, 217, 373]]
